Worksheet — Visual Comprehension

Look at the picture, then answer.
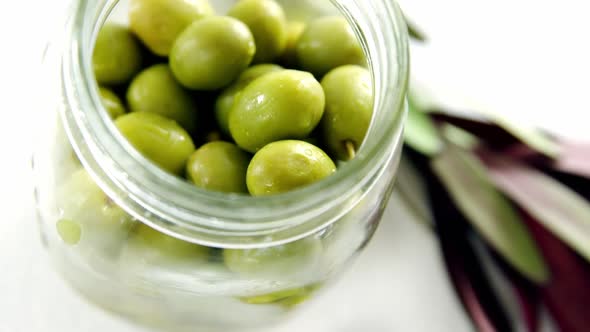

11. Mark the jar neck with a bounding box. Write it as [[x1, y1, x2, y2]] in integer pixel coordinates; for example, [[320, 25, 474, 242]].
[[59, 0, 409, 248]]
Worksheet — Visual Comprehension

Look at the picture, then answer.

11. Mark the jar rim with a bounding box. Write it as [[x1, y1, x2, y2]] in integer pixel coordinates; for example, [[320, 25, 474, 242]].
[[60, 0, 409, 248]]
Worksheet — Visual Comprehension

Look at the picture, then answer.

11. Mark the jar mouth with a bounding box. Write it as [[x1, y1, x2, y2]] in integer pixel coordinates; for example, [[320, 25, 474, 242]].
[[61, 0, 409, 247]]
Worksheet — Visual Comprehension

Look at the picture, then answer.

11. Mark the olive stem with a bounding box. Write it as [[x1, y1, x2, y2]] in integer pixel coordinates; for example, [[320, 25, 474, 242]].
[[206, 131, 222, 143], [344, 140, 357, 161]]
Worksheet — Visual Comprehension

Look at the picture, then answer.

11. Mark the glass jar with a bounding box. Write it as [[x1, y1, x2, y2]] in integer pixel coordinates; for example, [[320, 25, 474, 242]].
[[34, 0, 409, 330]]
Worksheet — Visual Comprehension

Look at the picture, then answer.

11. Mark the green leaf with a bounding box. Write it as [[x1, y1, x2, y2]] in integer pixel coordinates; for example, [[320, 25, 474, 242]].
[[396, 154, 434, 228], [489, 115, 560, 158], [401, 11, 427, 42], [431, 146, 549, 283], [404, 98, 444, 156], [440, 123, 480, 150], [481, 154, 590, 263], [407, 20, 427, 42]]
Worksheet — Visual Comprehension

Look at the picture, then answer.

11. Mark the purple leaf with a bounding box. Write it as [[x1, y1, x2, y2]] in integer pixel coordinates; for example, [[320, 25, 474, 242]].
[[552, 140, 590, 179], [479, 152, 590, 262], [514, 282, 540, 332], [490, 143, 548, 164], [520, 211, 590, 332], [431, 112, 518, 149], [492, 253, 541, 332], [471, 237, 541, 332], [423, 167, 512, 332], [545, 171, 590, 200]]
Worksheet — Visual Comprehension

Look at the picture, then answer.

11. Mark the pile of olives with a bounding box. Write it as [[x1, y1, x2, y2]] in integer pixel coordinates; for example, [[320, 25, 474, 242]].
[[56, 0, 379, 309], [93, 0, 374, 197]]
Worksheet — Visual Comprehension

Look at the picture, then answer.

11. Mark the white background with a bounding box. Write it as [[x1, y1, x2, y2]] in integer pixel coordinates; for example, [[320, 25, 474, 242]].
[[1, 0, 589, 331]]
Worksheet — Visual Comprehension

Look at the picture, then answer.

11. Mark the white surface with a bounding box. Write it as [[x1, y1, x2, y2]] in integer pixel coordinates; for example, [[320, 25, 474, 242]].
[[403, 0, 590, 141], [1, 0, 589, 331], [1, 191, 471, 332]]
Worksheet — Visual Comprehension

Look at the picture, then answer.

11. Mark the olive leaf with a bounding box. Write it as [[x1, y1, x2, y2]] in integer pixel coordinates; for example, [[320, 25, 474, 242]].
[[425, 167, 512, 331], [552, 140, 590, 179], [547, 171, 590, 200], [431, 112, 522, 150], [519, 211, 590, 332], [504, 267, 540, 332], [401, 9, 427, 42], [396, 154, 433, 227], [469, 236, 534, 332], [404, 97, 444, 157], [479, 153, 590, 263], [407, 20, 427, 42], [430, 111, 560, 159], [440, 123, 480, 150], [431, 146, 549, 283], [486, 115, 560, 159]]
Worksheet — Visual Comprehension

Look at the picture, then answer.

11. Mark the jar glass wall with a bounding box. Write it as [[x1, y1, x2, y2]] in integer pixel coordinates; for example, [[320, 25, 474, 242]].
[[34, 0, 409, 330]]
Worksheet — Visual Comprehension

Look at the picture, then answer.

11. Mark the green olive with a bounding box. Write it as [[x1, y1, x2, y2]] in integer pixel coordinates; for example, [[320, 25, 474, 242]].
[[240, 287, 308, 305], [93, 24, 142, 85], [246, 140, 336, 196], [229, 70, 325, 153], [296, 16, 365, 77], [237, 64, 284, 83], [98, 87, 126, 119], [320, 65, 373, 160], [56, 169, 136, 255], [129, 0, 214, 56], [56, 219, 82, 245], [215, 64, 283, 135], [58, 170, 132, 230], [240, 283, 322, 308], [280, 21, 306, 67], [223, 237, 323, 278], [228, 0, 288, 63], [115, 112, 195, 175], [277, 286, 318, 309], [126, 64, 198, 133], [186, 141, 251, 194], [170, 16, 256, 90], [127, 224, 210, 260]]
